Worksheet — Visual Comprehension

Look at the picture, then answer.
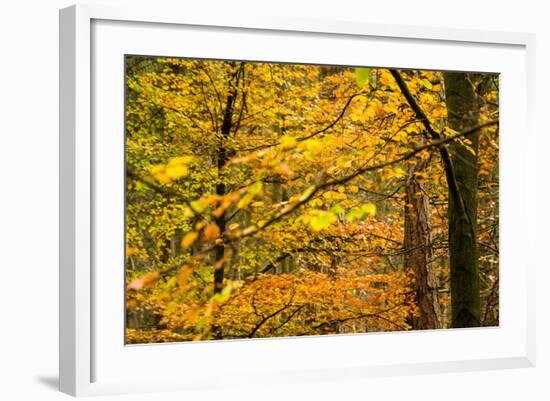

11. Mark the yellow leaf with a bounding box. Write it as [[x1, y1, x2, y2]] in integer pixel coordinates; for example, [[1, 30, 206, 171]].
[[443, 127, 459, 137], [362, 203, 377, 217], [392, 167, 406, 179], [309, 211, 337, 232], [181, 232, 198, 248], [150, 165, 164, 175], [237, 193, 254, 209], [165, 164, 188, 179], [228, 223, 240, 231], [305, 139, 323, 154], [164, 156, 193, 179], [150, 165, 172, 185], [280, 135, 297, 149], [168, 156, 193, 165], [310, 198, 323, 208]]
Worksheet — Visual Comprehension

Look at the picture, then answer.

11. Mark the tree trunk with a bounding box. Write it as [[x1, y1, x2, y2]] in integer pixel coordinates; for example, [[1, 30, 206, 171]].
[[443, 72, 481, 328], [404, 157, 441, 329], [213, 65, 239, 294]]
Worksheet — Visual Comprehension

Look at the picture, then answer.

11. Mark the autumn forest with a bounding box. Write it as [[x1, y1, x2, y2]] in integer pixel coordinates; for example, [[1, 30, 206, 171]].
[[124, 56, 499, 343]]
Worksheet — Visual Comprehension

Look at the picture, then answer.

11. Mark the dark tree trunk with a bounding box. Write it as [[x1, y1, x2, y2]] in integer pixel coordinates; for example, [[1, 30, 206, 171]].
[[213, 63, 242, 294], [443, 72, 481, 328], [213, 92, 235, 294], [404, 157, 441, 329]]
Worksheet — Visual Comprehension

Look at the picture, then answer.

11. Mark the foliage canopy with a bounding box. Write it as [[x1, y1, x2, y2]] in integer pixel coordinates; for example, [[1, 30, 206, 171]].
[[125, 56, 499, 343]]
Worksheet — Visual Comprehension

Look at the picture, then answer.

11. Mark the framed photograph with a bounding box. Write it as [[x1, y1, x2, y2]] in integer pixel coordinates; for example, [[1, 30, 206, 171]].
[[59, 4, 536, 396]]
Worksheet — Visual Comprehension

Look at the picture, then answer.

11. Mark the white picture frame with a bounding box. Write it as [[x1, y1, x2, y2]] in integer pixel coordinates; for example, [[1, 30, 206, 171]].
[[59, 3, 536, 397]]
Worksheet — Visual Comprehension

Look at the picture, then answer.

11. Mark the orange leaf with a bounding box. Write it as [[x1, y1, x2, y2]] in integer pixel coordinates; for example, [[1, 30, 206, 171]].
[[204, 223, 221, 240], [127, 272, 160, 291], [178, 266, 193, 287], [212, 205, 226, 218], [181, 232, 198, 248]]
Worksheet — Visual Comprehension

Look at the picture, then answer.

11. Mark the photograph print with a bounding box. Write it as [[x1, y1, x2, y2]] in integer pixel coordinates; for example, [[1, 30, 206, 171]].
[[124, 56, 499, 344]]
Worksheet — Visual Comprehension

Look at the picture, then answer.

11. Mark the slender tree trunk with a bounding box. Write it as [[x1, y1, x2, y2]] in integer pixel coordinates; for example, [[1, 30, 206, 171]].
[[213, 65, 239, 294], [404, 157, 441, 329], [443, 72, 481, 328]]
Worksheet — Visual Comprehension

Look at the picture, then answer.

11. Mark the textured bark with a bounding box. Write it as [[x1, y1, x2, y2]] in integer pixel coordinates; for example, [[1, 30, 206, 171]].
[[404, 157, 441, 329], [443, 72, 481, 328]]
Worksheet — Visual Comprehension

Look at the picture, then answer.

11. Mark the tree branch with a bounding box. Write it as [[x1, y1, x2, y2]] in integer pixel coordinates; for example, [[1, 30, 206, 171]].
[[389, 69, 471, 219], [240, 92, 367, 152], [248, 291, 296, 338], [226, 122, 497, 244]]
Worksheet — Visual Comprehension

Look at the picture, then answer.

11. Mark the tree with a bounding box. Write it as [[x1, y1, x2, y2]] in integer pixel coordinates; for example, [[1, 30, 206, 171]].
[[403, 152, 441, 329], [213, 62, 244, 294], [443, 72, 481, 328]]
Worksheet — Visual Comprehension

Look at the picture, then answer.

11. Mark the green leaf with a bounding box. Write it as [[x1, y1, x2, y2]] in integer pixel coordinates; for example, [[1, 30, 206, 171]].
[[237, 193, 255, 209], [355, 68, 371, 87], [361, 203, 377, 217], [299, 186, 316, 202], [344, 207, 365, 222], [463, 144, 476, 156], [344, 203, 376, 222], [421, 78, 433, 90], [190, 199, 206, 213], [212, 285, 233, 303], [310, 211, 337, 231], [248, 181, 264, 196]]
